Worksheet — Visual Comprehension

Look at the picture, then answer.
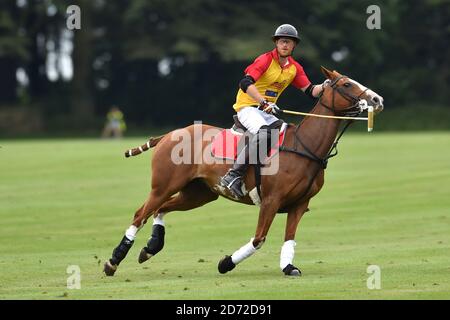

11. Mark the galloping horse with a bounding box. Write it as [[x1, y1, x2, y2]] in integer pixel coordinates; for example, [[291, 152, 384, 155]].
[[104, 67, 384, 277]]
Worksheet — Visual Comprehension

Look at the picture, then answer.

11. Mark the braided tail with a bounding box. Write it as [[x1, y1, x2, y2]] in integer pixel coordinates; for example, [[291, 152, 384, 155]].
[[124, 135, 165, 158]]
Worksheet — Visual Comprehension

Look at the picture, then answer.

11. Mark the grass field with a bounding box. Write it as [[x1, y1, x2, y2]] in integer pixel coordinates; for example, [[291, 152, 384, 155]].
[[1, 132, 449, 300]]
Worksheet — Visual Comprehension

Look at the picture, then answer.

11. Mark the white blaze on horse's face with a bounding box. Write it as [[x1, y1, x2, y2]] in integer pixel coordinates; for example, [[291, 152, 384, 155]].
[[348, 78, 384, 113]]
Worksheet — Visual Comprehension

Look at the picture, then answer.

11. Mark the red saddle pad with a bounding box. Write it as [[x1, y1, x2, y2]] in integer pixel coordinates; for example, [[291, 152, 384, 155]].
[[211, 125, 287, 160]]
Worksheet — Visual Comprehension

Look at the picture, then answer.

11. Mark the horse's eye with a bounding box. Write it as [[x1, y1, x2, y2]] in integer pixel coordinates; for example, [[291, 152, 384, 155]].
[[344, 82, 352, 88]]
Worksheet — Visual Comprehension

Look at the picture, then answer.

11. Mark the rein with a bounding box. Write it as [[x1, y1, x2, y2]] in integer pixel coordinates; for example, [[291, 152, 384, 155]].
[[281, 75, 374, 127], [277, 118, 353, 204], [279, 76, 369, 169], [279, 119, 353, 169]]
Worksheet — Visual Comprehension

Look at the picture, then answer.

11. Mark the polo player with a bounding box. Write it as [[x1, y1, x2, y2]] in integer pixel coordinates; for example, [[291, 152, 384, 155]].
[[220, 24, 331, 198]]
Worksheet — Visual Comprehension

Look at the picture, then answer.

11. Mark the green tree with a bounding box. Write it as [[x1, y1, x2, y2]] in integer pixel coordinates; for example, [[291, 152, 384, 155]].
[[0, 2, 28, 103]]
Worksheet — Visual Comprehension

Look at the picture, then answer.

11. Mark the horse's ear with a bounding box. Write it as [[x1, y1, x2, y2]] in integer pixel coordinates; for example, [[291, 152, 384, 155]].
[[332, 69, 342, 77], [321, 66, 335, 80]]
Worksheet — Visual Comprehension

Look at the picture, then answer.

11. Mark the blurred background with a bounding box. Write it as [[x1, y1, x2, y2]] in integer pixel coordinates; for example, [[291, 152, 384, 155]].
[[0, 0, 448, 137]]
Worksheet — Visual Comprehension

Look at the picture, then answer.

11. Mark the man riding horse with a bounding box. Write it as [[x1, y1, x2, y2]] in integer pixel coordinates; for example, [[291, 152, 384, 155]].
[[220, 24, 331, 199], [103, 23, 384, 278]]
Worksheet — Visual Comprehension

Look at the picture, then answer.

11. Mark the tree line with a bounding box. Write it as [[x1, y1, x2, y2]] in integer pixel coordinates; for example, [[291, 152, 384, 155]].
[[0, 0, 448, 133]]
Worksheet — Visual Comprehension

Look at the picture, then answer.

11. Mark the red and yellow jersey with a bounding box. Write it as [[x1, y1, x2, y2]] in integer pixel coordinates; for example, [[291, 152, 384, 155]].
[[233, 49, 311, 112]]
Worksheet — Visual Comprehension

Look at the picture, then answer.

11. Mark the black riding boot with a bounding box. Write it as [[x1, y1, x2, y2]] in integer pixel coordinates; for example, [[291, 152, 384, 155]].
[[220, 135, 251, 198], [220, 128, 272, 198]]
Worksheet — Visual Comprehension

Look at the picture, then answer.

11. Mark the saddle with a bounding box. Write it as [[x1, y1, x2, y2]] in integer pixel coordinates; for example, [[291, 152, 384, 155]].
[[211, 115, 287, 160], [212, 117, 292, 212]]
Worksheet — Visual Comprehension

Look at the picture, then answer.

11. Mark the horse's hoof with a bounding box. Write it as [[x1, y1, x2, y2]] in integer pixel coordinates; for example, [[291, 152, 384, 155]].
[[282, 264, 302, 276], [138, 248, 153, 264], [218, 255, 236, 274], [104, 260, 117, 276]]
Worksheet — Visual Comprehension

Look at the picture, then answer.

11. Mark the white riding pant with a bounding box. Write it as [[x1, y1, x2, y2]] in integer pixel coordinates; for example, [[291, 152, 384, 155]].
[[237, 106, 279, 135]]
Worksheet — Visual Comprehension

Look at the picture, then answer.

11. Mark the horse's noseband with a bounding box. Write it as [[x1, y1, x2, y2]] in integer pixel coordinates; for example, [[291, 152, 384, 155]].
[[320, 76, 369, 117]]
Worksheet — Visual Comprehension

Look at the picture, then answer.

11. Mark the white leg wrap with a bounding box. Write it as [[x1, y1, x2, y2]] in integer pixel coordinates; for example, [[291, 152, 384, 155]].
[[125, 225, 138, 241], [280, 240, 296, 270], [153, 213, 165, 226], [231, 238, 257, 265]]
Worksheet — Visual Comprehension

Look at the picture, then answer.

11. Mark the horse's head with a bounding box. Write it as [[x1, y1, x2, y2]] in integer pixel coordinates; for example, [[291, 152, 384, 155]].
[[320, 66, 384, 116]]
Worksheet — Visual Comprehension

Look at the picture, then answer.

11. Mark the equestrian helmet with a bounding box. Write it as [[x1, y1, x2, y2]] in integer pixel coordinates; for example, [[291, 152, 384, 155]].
[[272, 24, 300, 43]]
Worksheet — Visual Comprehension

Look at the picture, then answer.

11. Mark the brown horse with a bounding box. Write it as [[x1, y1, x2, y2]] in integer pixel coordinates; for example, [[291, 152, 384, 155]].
[[103, 67, 384, 277]]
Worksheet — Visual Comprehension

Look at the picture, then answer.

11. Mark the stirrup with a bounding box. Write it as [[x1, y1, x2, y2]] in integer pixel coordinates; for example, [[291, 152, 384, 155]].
[[229, 182, 245, 198], [221, 172, 245, 198]]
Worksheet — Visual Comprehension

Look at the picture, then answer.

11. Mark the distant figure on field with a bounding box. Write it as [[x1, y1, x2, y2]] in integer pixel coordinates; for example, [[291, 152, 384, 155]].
[[102, 106, 126, 138]]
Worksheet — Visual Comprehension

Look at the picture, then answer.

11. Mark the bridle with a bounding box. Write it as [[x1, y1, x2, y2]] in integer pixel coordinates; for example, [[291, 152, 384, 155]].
[[319, 75, 369, 117], [280, 75, 373, 170], [277, 78, 365, 201]]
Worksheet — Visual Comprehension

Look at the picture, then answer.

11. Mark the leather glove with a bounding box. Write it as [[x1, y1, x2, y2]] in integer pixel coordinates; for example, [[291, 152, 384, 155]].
[[321, 79, 331, 91], [259, 99, 281, 115]]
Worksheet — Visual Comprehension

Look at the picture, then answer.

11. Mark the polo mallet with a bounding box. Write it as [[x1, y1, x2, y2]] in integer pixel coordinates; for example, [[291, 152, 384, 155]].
[[367, 106, 374, 132], [281, 99, 375, 133]]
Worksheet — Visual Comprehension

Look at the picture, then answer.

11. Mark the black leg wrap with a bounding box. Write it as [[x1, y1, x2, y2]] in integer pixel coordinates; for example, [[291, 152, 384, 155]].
[[282, 264, 302, 276], [110, 236, 134, 266], [144, 224, 165, 255], [218, 255, 236, 274]]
